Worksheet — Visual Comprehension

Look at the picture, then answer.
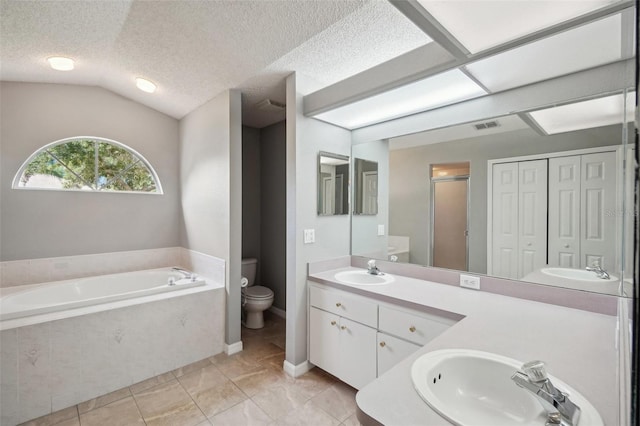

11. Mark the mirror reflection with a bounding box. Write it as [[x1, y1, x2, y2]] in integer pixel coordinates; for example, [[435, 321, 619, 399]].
[[354, 158, 379, 215], [317, 152, 349, 216]]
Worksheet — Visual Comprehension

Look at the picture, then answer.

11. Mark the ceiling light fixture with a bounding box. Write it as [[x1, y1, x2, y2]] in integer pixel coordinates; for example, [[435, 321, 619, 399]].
[[136, 77, 157, 93], [47, 56, 74, 71]]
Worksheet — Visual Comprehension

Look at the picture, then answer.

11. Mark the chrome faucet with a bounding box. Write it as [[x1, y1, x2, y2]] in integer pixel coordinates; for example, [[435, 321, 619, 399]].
[[367, 259, 384, 275], [511, 360, 581, 426], [171, 267, 196, 281], [585, 263, 610, 279]]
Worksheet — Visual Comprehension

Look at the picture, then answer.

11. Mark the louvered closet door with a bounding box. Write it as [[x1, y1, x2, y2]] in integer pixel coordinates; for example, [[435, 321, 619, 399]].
[[517, 160, 548, 278], [580, 151, 616, 270], [491, 163, 519, 278], [548, 156, 581, 268]]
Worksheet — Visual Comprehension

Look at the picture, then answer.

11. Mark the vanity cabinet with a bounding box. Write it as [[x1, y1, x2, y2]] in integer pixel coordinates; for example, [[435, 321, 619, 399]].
[[376, 332, 421, 376]]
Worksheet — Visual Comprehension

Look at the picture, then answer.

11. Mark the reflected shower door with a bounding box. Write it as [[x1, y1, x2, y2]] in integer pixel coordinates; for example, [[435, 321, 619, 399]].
[[432, 178, 469, 271]]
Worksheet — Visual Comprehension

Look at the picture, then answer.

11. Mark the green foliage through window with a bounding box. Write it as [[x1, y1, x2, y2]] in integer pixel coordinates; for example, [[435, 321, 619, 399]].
[[15, 138, 161, 193]]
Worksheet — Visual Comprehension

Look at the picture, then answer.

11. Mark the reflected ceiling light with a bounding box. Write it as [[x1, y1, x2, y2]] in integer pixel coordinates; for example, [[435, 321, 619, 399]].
[[529, 92, 635, 134], [314, 69, 487, 130], [135, 77, 157, 93], [47, 56, 74, 71], [417, 0, 619, 54]]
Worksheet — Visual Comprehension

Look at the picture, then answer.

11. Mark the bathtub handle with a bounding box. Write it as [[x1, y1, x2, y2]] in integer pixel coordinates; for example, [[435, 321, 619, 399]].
[[168, 277, 176, 286]]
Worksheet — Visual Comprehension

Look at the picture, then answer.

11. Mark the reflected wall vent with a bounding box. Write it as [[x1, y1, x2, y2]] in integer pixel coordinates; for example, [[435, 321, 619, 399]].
[[473, 120, 500, 130]]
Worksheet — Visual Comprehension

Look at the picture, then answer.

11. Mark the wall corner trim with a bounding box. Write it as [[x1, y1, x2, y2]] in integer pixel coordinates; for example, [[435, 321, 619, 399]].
[[224, 341, 243, 355], [283, 360, 313, 378]]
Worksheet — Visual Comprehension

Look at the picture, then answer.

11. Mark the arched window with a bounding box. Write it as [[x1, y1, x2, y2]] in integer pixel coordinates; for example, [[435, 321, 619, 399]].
[[12, 137, 162, 194]]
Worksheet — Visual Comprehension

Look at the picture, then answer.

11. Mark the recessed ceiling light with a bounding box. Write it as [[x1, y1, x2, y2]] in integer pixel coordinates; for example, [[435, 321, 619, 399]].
[[47, 56, 74, 71], [136, 77, 157, 93]]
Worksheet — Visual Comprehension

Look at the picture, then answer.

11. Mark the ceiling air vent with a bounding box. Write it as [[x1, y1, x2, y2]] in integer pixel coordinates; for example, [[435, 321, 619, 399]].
[[255, 99, 286, 112], [473, 120, 500, 130]]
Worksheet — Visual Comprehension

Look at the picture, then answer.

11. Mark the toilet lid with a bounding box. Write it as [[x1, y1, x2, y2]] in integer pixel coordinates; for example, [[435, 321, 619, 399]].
[[243, 285, 273, 299]]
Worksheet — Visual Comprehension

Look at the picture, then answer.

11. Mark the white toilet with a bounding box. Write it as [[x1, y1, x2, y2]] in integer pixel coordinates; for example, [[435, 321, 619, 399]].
[[241, 258, 274, 329]]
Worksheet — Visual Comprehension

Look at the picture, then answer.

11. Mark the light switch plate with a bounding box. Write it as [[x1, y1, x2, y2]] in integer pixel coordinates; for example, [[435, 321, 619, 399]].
[[377, 224, 385, 236], [303, 229, 315, 244], [460, 274, 480, 290]]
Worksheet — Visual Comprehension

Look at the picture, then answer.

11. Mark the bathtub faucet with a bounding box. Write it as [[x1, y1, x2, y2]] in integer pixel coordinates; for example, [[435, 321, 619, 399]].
[[172, 267, 196, 282]]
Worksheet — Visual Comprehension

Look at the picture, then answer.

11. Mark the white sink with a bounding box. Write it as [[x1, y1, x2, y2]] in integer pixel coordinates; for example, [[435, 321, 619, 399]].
[[541, 267, 617, 282], [334, 270, 394, 286], [411, 349, 603, 426]]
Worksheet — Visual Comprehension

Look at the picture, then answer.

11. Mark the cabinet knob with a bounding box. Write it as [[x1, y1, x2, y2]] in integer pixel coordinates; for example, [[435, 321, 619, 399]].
[[340, 325, 347, 330], [379, 341, 386, 347], [335, 302, 342, 307], [527, 242, 532, 246], [330, 321, 336, 326], [564, 244, 570, 248], [409, 326, 416, 333]]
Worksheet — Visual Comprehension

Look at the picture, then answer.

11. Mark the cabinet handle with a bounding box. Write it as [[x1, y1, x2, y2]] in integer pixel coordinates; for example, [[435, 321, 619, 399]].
[[409, 326, 416, 333], [330, 321, 336, 326], [527, 242, 532, 246], [340, 325, 347, 330], [379, 341, 386, 347], [564, 244, 570, 248], [336, 302, 342, 307]]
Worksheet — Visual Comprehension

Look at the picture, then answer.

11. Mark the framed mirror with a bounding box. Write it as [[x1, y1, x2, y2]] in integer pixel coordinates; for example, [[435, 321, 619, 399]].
[[354, 158, 378, 215], [317, 151, 349, 216]]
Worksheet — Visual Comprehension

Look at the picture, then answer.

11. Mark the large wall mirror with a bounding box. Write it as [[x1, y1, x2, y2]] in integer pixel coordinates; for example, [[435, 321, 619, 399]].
[[354, 158, 379, 215], [318, 152, 350, 216], [350, 5, 635, 297]]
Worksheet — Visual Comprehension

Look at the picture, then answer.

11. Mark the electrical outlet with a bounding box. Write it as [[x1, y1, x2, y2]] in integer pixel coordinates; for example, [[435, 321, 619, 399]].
[[303, 229, 315, 244], [378, 224, 385, 236], [459, 274, 480, 290]]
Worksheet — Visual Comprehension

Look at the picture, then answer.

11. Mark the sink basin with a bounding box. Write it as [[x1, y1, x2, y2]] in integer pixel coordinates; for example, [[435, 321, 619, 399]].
[[541, 267, 617, 282], [411, 349, 603, 426], [334, 270, 394, 286]]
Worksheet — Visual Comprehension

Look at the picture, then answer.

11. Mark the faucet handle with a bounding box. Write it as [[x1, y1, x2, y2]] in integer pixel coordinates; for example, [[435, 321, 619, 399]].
[[522, 360, 548, 383], [367, 259, 376, 269]]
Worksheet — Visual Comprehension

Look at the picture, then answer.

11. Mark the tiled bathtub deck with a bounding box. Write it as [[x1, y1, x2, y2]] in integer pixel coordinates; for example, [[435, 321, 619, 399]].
[[18, 313, 360, 426]]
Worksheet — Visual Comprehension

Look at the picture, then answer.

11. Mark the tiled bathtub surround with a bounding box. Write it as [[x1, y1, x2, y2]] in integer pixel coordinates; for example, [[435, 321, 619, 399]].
[[0, 283, 225, 426], [0, 247, 225, 289]]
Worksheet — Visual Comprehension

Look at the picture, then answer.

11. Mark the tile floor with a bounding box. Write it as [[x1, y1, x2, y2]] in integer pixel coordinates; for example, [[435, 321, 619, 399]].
[[19, 312, 362, 426]]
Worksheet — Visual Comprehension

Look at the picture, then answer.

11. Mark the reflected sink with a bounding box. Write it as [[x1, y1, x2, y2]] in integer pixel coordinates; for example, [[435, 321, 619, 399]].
[[411, 349, 603, 426], [541, 267, 617, 282], [334, 270, 395, 286]]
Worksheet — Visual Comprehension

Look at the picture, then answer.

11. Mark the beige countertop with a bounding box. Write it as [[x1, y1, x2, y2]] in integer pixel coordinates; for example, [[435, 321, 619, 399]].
[[308, 267, 620, 426]]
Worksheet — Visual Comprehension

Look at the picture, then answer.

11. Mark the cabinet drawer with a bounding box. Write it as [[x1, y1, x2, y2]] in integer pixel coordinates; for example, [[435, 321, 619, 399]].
[[379, 305, 454, 346], [309, 285, 377, 327], [377, 332, 421, 377]]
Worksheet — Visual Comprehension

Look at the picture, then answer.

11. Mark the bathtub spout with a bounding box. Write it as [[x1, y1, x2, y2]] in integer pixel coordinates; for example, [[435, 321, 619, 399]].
[[171, 267, 196, 282]]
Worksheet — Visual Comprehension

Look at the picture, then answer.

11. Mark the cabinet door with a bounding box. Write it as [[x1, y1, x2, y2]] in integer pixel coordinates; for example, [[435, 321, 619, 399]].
[[339, 317, 377, 390], [518, 160, 548, 278], [580, 151, 616, 270], [491, 162, 519, 278], [377, 332, 421, 377], [309, 307, 340, 377], [548, 156, 581, 268]]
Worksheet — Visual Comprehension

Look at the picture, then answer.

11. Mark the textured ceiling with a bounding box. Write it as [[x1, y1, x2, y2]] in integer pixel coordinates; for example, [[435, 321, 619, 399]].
[[0, 0, 431, 128]]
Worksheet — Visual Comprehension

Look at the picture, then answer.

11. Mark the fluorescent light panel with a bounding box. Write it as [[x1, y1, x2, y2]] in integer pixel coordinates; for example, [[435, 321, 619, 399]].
[[465, 13, 622, 93], [529, 92, 635, 134], [417, 0, 620, 54], [314, 69, 487, 129]]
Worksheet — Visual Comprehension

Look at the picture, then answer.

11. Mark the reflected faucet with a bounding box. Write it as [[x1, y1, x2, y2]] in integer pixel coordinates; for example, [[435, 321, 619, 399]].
[[171, 267, 196, 281], [367, 259, 384, 275], [511, 360, 581, 426], [585, 263, 610, 279]]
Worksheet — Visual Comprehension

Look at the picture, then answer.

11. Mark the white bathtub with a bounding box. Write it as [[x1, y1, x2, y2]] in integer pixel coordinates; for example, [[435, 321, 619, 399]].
[[0, 268, 205, 321]]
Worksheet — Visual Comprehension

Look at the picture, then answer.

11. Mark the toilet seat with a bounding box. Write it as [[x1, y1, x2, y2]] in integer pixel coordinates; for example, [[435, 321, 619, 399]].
[[242, 285, 273, 299]]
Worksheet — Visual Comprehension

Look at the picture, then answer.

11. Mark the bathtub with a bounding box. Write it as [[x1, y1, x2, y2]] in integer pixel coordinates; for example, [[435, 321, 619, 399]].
[[0, 267, 224, 426], [0, 268, 205, 321]]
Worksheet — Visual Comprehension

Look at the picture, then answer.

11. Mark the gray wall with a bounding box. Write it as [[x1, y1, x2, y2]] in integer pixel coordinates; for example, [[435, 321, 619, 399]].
[[388, 124, 623, 274], [242, 126, 261, 262], [0, 82, 180, 261], [179, 89, 243, 346]]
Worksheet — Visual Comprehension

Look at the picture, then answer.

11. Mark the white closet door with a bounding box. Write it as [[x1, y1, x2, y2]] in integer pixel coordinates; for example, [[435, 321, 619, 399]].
[[580, 151, 616, 270], [548, 156, 581, 268], [491, 163, 519, 278], [517, 160, 548, 278]]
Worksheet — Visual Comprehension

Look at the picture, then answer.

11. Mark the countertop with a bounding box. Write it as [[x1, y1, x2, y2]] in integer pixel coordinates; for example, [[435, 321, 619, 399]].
[[308, 267, 620, 426]]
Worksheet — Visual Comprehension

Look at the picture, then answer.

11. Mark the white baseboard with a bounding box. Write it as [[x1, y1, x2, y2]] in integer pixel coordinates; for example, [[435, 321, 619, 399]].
[[224, 341, 243, 355], [283, 360, 312, 378], [268, 306, 286, 319]]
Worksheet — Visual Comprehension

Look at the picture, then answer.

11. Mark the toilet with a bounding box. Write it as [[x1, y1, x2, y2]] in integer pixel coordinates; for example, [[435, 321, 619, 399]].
[[241, 258, 274, 329]]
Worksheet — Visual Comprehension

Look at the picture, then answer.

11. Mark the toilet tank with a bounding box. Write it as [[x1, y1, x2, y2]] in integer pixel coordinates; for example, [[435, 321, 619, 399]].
[[241, 258, 258, 286]]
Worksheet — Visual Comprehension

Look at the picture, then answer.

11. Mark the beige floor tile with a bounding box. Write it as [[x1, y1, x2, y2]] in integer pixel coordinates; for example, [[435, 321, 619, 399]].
[[208, 399, 271, 426], [190, 379, 247, 418], [251, 383, 310, 420], [133, 380, 206, 426], [258, 351, 286, 372], [130, 371, 175, 395], [231, 366, 292, 397], [178, 364, 228, 395], [54, 417, 80, 426], [211, 354, 262, 380], [341, 413, 362, 426], [309, 382, 357, 422], [78, 386, 131, 414], [18, 405, 78, 426], [272, 400, 341, 426], [239, 342, 284, 365], [79, 396, 144, 426], [195, 420, 212, 426], [288, 368, 336, 401], [172, 358, 214, 378]]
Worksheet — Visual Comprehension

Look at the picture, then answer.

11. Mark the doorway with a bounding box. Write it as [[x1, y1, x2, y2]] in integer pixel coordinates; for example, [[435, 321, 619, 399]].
[[430, 163, 470, 271]]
